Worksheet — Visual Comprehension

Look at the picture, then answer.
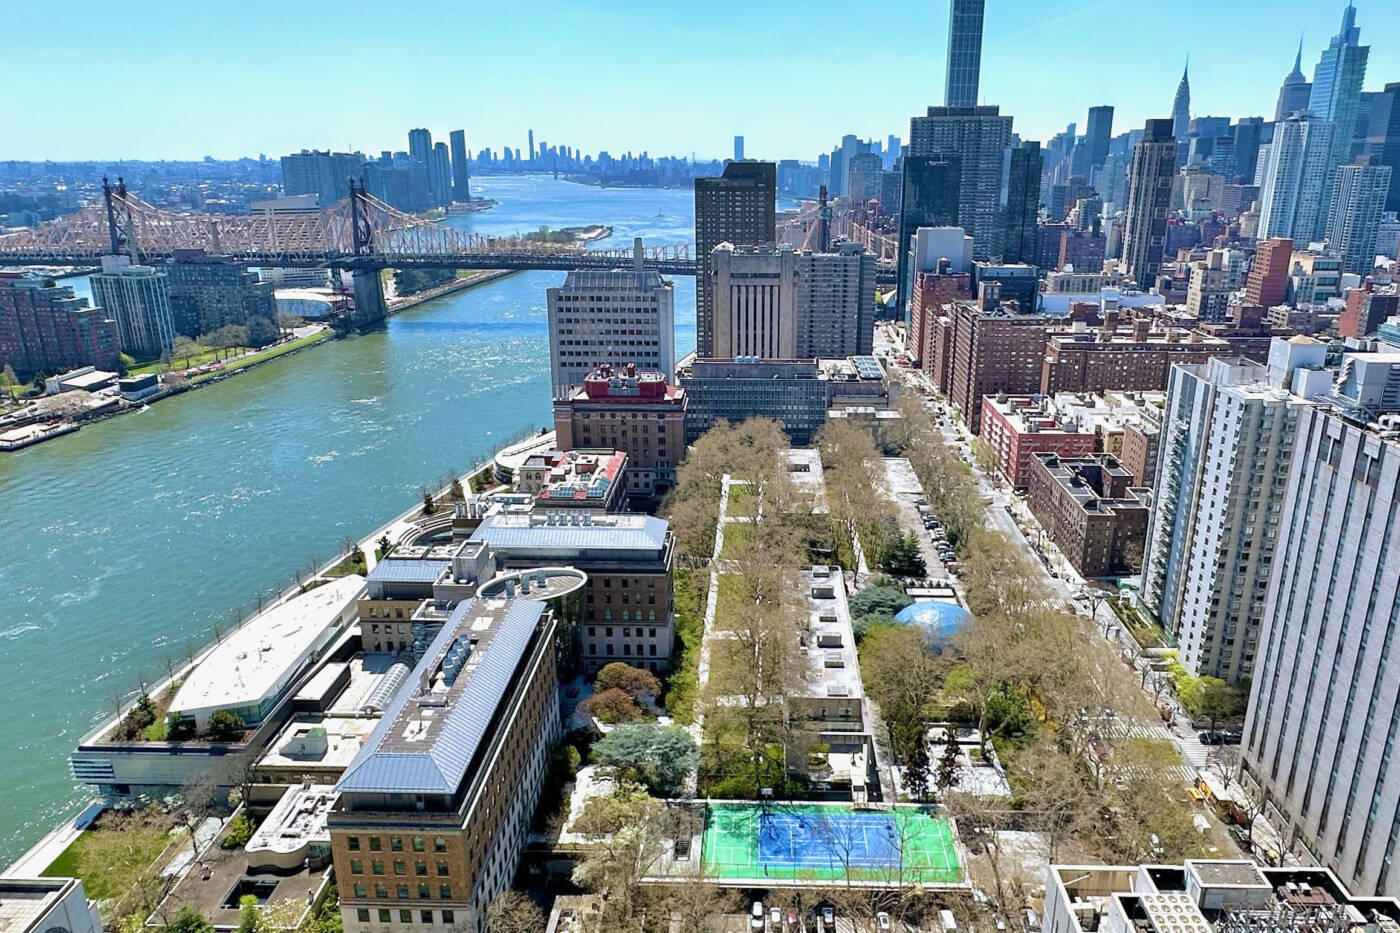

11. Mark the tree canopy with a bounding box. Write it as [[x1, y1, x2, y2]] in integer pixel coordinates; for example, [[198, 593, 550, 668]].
[[592, 722, 699, 797]]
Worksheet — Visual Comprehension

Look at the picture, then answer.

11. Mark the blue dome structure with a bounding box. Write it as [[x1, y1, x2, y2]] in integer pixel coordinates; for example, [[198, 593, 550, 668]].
[[894, 600, 972, 644]]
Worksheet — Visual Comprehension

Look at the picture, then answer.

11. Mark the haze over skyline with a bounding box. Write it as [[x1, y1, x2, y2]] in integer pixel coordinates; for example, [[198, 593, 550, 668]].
[[8, 0, 1398, 162]]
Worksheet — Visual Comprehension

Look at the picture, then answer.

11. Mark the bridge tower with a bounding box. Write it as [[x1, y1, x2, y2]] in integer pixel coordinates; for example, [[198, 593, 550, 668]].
[[347, 179, 387, 325]]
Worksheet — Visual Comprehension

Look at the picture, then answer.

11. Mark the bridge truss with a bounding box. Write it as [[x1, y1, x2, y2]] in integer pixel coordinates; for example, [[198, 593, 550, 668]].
[[0, 179, 695, 273]]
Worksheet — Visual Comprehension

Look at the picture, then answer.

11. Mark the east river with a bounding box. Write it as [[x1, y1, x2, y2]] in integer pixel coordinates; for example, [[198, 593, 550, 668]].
[[0, 175, 730, 862]]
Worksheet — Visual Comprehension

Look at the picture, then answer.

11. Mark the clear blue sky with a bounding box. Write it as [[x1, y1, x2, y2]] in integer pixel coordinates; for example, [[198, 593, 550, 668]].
[[8, 0, 1396, 162]]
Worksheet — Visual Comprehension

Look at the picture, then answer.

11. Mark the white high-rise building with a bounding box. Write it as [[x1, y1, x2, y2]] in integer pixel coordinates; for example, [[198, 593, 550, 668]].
[[1326, 162, 1393, 274], [1246, 352, 1400, 895], [1141, 338, 1331, 682], [1257, 113, 1335, 243], [546, 253, 675, 399], [88, 255, 175, 356]]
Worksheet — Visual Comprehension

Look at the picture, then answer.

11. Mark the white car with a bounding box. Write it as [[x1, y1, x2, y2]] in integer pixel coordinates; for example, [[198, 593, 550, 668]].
[[878, 912, 893, 930], [751, 902, 765, 930]]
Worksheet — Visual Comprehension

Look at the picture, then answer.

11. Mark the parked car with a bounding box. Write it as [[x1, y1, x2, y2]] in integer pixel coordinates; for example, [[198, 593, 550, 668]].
[[878, 912, 893, 931], [751, 902, 765, 930], [822, 906, 836, 926]]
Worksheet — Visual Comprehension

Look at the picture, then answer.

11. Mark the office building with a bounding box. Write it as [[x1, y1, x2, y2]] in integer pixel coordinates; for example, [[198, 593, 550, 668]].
[[1338, 282, 1399, 338], [88, 255, 175, 356], [1275, 41, 1313, 120], [1026, 452, 1149, 577], [0, 274, 119, 378], [1143, 340, 1330, 683], [1258, 114, 1337, 243], [1378, 83, 1400, 213], [280, 149, 363, 207], [678, 355, 896, 446], [429, 143, 451, 208], [846, 152, 883, 205], [944, 0, 984, 109], [553, 364, 687, 502], [1308, 1, 1370, 230], [1084, 106, 1115, 177], [1245, 363, 1400, 894], [0, 878, 103, 933], [1171, 64, 1191, 140], [908, 106, 1012, 262], [1002, 141, 1042, 264], [1232, 117, 1265, 183], [166, 250, 276, 337], [470, 510, 675, 672], [1287, 249, 1345, 304], [1246, 237, 1294, 308], [693, 161, 776, 358], [449, 130, 470, 202], [979, 394, 1096, 488], [710, 242, 874, 360], [546, 265, 674, 399], [896, 156, 961, 317], [1326, 162, 1392, 274], [331, 596, 561, 933], [907, 228, 974, 364], [733, 135, 744, 162], [1046, 860, 1400, 933], [1121, 120, 1179, 287]]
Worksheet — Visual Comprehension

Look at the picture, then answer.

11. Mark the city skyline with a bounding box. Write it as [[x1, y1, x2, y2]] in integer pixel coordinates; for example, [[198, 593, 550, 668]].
[[7, 0, 1397, 163]]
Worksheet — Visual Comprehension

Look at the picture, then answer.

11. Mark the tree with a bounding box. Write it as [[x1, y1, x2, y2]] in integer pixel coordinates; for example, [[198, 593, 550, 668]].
[[159, 348, 174, 373], [1196, 677, 1247, 732], [859, 623, 941, 762], [579, 687, 643, 724], [172, 335, 200, 369], [167, 906, 215, 933], [484, 891, 544, 933], [245, 315, 279, 348], [594, 662, 661, 702], [970, 437, 1000, 480], [377, 534, 392, 557], [1, 363, 17, 400], [904, 735, 931, 802], [236, 894, 259, 933], [421, 489, 436, 515], [449, 477, 465, 501], [848, 581, 913, 618], [571, 786, 682, 928], [933, 726, 962, 799], [274, 311, 301, 335], [206, 709, 244, 741], [592, 723, 699, 797]]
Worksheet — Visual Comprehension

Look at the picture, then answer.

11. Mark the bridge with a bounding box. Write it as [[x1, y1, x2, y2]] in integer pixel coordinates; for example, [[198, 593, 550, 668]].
[[0, 180, 696, 321]]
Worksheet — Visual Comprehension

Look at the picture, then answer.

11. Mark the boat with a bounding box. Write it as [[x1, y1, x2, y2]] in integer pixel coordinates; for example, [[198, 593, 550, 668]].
[[0, 420, 79, 452]]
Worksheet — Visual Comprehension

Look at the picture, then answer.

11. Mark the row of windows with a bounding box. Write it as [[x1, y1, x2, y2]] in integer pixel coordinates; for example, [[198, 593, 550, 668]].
[[347, 836, 447, 853], [349, 860, 451, 877], [351, 882, 453, 900], [588, 625, 660, 638], [354, 908, 455, 925], [589, 642, 661, 657]]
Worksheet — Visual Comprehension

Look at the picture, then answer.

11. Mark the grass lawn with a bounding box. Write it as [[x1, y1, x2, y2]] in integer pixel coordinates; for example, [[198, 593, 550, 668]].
[[187, 331, 331, 384], [661, 570, 705, 724], [726, 482, 753, 514], [325, 549, 368, 578], [129, 346, 225, 376], [719, 520, 750, 559], [42, 811, 179, 902]]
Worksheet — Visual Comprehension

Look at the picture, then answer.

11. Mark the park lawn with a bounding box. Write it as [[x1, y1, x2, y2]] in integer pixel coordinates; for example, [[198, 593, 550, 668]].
[[719, 520, 750, 559], [187, 331, 331, 384], [325, 549, 368, 578], [42, 812, 179, 902], [128, 345, 224, 376], [726, 482, 753, 514]]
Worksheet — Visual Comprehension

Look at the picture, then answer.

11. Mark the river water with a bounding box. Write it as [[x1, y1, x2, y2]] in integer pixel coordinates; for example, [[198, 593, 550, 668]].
[[0, 175, 712, 862]]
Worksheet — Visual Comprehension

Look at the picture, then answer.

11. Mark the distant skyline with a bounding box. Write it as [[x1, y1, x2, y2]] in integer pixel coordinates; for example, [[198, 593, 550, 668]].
[[7, 0, 1397, 163]]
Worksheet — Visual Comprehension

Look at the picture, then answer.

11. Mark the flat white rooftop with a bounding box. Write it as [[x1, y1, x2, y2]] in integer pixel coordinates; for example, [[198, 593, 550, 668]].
[[246, 784, 337, 855], [170, 575, 365, 726]]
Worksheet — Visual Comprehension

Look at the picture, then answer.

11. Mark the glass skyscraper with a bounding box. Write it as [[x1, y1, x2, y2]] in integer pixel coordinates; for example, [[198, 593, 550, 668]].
[[944, 0, 984, 109]]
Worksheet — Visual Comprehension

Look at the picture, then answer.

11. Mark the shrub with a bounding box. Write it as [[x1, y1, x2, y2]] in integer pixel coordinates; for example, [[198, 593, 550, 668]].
[[579, 688, 643, 725], [206, 709, 245, 742], [220, 810, 255, 849]]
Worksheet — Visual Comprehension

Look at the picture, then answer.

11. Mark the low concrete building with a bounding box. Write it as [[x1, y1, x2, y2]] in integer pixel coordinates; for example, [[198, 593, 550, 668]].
[[0, 879, 102, 933], [1026, 453, 1150, 578]]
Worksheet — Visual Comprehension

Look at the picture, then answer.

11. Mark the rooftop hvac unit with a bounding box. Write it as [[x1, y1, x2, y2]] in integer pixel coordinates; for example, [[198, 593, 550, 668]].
[[827, 684, 851, 697]]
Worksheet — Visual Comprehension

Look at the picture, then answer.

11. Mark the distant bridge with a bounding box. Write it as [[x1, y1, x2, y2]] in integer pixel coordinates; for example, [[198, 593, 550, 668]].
[[0, 180, 696, 320]]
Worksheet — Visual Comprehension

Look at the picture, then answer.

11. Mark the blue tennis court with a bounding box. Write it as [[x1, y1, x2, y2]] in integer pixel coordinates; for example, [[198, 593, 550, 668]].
[[758, 811, 902, 867]]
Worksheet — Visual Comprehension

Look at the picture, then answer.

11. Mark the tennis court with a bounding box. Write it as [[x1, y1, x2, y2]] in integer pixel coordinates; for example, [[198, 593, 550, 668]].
[[703, 802, 962, 884]]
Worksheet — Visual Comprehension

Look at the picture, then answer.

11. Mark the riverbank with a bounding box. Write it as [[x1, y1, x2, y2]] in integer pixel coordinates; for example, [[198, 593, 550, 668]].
[[386, 268, 517, 313]]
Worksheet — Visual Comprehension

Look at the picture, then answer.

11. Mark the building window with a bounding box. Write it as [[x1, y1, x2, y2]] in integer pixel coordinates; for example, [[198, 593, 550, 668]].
[[390, 837, 403, 852], [439, 885, 452, 899], [369, 838, 382, 852], [393, 861, 406, 876], [372, 860, 384, 875], [351, 859, 363, 875], [396, 884, 409, 900], [357, 909, 370, 923], [415, 861, 426, 876], [418, 884, 430, 899], [441, 912, 454, 925], [420, 911, 433, 924], [348, 836, 361, 851], [375, 884, 388, 899], [411, 837, 424, 852], [433, 837, 447, 853], [354, 883, 367, 898], [436, 861, 449, 876], [377, 910, 390, 924], [399, 911, 411, 924]]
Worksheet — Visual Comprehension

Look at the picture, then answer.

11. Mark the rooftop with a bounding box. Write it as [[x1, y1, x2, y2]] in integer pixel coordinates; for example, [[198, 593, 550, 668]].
[[256, 714, 380, 775], [336, 597, 547, 796], [0, 879, 80, 933], [984, 394, 1095, 437], [471, 509, 669, 559], [246, 784, 337, 858], [797, 566, 864, 706], [169, 574, 364, 725]]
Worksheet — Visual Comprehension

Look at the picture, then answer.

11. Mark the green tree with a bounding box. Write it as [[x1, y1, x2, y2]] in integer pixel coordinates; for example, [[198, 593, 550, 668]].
[[592, 723, 699, 797], [377, 534, 391, 557], [221, 810, 256, 849], [421, 489, 436, 514], [594, 662, 661, 701], [1196, 677, 1248, 732], [848, 582, 913, 618], [206, 709, 244, 741], [934, 726, 962, 799], [449, 477, 465, 501], [1, 363, 17, 400], [168, 906, 215, 933], [245, 315, 279, 348], [236, 895, 258, 933], [172, 335, 200, 369], [904, 736, 931, 802], [878, 530, 926, 577]]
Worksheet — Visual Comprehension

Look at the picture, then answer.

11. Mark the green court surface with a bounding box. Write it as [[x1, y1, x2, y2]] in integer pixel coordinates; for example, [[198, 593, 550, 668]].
[[702, 802, 963, 884]]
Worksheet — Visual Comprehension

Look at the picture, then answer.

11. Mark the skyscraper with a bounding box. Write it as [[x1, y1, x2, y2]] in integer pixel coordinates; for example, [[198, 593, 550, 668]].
[[1232, 117, 1265, 183], [407, 127, 432, 164], [1171, 62, 1191, 141], [89, 255, 175, 356], [908, 105, 1013, 261], [896, 156, 961, 319], [1120, 119, 1178, 288], [449, 129, 470, 202], [547, 265, 675, 398], [693, 161, 776, 359], [429, 142, 452, 207], [1380, 83, 1400, 213], [1326, 162, 1393, 274], [279, 149, 363, 206], [1084, 105, 1115, 178], [1274, 39, 1313, 120], [847, 152, 883, 204], [1309, 2, 1370, 236], [733, 136, 744, 161], [1257, 113, 1335, 242], [527, 129, 535, 163], [1002, 140, 1042, 264], [944, 0, 985, 109], [1245, 237, 1294, 308]]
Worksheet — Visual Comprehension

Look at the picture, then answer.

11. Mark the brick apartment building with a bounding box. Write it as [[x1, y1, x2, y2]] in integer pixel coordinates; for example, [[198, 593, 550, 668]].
[[1026, 452, 1150, 577], [979, 394, 1097, 488], [0, 274, 120, 377], [936, 298, 1051, 431], [1041, 314, 1233, 396]]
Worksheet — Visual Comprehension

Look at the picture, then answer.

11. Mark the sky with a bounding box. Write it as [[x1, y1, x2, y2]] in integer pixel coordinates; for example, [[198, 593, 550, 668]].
[[6, 0, 1397, 163]]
